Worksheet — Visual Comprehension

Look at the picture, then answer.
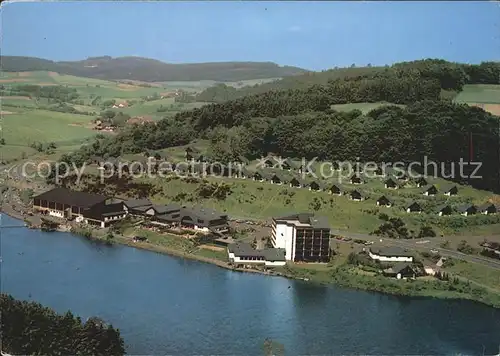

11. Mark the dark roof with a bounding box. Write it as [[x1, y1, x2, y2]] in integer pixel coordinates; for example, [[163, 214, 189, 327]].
[[273, 213, 330, 229], [187, 206, 227, 221], [83, 202, 125, 220], [436, 204, 452, 213], [228, 242, 286, 261], [33, 188, 107, 209], [384, 178, 397, 184], [370, 246, 413, 257], [289, 176, 306, 184], [228, 242, 262, 257], [261, 248, 286, 262], [350, 189, 363, 197], [457, 204, 476, 213], [152, 204, 181, 214], [386, 262, 415, 274], [406, 202, 422, 210], [377, 195, 391, 203], [423, 185, 438, 192], [478, 202, 496, 212], [443, 185, 458, 192], [124, 198, 152, 209]]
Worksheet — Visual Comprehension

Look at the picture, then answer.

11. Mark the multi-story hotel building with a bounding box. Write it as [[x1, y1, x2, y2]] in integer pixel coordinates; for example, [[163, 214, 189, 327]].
[[271, 213, 331, 262]]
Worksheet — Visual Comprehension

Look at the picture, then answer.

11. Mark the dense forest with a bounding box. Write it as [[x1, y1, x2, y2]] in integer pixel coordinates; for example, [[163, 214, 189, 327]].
[[1, 294, 125, 355], [0, 55, 307, 82], [58, 59, 500, 193], [195, 60, 500, 103]]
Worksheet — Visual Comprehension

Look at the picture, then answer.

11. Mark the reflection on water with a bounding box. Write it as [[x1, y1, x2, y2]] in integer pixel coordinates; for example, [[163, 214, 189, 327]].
[[2, 214, 500, 355]]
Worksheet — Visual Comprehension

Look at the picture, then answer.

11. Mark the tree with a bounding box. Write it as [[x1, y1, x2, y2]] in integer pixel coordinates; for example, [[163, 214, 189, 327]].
[[251, 237, 257, 249], [1, 294, 125, 355]]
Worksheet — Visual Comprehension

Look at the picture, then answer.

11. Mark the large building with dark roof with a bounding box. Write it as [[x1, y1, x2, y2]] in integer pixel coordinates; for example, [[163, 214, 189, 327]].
[[271, 213, 331, 262], [32, 187, 126, 227]]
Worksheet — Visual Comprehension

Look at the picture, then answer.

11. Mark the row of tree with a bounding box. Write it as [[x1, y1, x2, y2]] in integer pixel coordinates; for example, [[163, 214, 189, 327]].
[[1, 84, 79, 102], [1, 294, 125, 355], [195, 59, 500, 103], [57, 98, 499, 193]]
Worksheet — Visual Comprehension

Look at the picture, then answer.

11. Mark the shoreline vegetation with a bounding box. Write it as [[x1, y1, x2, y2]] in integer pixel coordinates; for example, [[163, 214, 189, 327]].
[[4, 207, 500, 310]]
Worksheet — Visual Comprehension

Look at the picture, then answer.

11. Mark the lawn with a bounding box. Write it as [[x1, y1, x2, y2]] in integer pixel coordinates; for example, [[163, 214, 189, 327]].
[[331, 102, 406, 114], [2, 109, 97, 146], [454, 84, 500, 104], [445, 259, 500, 293]]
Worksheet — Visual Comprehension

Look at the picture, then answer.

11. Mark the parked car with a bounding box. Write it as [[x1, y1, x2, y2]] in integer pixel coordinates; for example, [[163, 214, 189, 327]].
[[430, 249, 438, 254]]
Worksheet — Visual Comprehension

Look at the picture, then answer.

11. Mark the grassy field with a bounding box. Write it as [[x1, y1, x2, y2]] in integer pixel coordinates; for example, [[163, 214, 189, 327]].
[[2, 109, 97, 145], [454, 84, 500, 104], [119, 139, 499, 236], [454, 84, 500, 116], [0, 71, 214, 160], [331, 102, 406, 114]]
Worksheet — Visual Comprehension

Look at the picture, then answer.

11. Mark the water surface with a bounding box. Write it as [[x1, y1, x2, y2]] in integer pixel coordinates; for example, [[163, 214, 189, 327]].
[[2, 214, 500, 355]]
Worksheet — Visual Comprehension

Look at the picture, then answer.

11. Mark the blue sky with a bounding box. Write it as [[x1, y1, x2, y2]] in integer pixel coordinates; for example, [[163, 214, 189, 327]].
[[1, 1, 499, 70]]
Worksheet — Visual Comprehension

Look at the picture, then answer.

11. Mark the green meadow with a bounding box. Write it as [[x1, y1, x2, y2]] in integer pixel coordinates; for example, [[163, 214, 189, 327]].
[[454, 84, 500, 104], [331, 102, 406, 113]]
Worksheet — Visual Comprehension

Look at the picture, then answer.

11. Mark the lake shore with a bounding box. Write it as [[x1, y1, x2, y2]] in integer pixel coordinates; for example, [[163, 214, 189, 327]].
[[3, 203, 500, 310]]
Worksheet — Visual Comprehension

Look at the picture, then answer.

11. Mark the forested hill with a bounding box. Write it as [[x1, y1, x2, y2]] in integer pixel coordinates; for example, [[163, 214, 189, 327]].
[[193, 59, 500, 103], [0, 55, 308, 82]]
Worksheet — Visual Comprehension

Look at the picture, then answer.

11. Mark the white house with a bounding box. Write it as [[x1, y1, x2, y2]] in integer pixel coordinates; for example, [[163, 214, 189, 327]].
[[272, 213, 331, 262], [227, 242, 286, 267], [369, 246, 414, 262]]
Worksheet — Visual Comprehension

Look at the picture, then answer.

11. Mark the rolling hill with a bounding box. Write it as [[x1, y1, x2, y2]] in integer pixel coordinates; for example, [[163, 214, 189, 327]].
[[0, 56, 308, 82]]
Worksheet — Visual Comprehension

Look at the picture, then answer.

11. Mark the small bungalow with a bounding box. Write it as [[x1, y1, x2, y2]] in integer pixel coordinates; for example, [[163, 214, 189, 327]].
[[298, 165, 315, 176], [235, 167, 251, 179], [281, 160, 292, 171], [196, 155, 209, 163], [369, 246, 414, 262], [269, 172, 286, 185], [395, 171, 410, 182], [288, 160, 302, 173], [376, 196, 392, 207], [405, 202, 422, 213], [349, 190, 364, 202], [478, 203, 498, 215], [252, 171, 269, 182], [443, 185, 459, 196], [307, 181, 323, 192], [350, 174, 364, 185], [383, 263, 417, 280], [233, 156, 249, 166], [262, 157, 275, 168], [185, 147, 199, 161], [326, 184, 343, 196], [422, 185, 438, 196], [415, 177, 428, 187], [289, 177, 306, 188], [458, 204, 477, 217], [436, 204, 453, 216], [372, 166, 384, 177], [384, 178, 398, 189]]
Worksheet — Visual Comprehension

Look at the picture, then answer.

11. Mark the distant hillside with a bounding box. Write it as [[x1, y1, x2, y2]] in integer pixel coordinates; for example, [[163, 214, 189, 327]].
[[0, 56, 308, 82], [193, 60, 500, 103]]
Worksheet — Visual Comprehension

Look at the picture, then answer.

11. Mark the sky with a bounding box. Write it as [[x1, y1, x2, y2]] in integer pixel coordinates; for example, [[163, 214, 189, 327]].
[[1, 1, 499, 71]]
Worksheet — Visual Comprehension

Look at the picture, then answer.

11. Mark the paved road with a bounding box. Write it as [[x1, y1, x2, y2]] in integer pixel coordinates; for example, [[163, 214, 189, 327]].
[[330, 228, 500, 270]]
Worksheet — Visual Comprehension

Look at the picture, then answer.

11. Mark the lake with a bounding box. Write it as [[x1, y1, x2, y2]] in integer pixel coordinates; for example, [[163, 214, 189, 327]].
[[2, 214, 500, 355]]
